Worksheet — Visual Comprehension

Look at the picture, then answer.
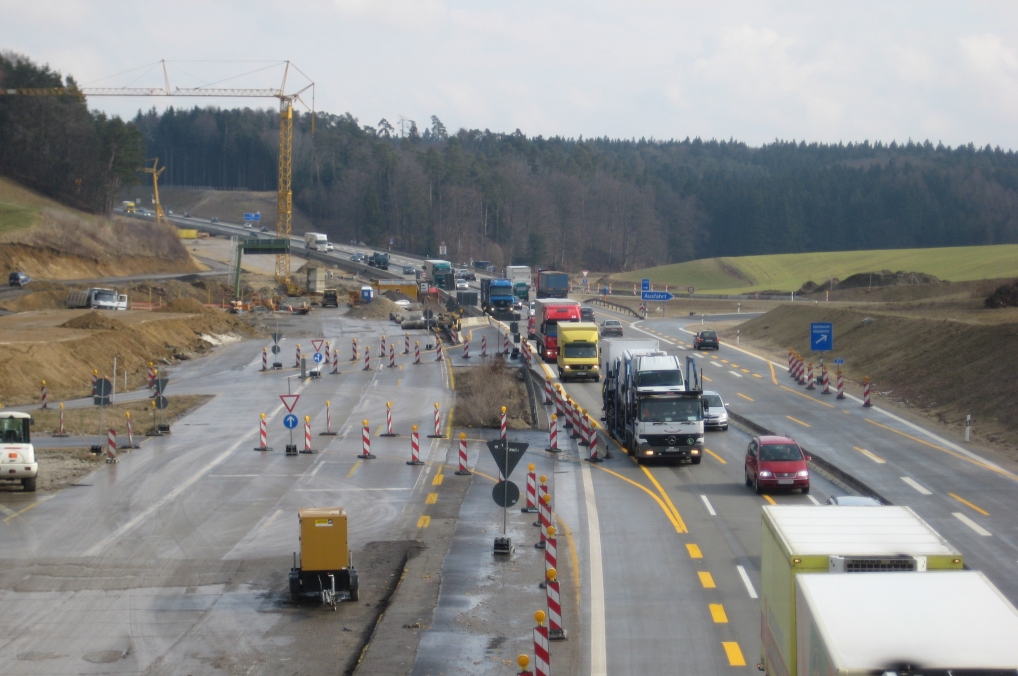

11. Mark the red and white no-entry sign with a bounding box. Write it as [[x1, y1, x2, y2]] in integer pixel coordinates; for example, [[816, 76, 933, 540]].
[[280, 394, 300, 412], [311, 339, 324, 353]]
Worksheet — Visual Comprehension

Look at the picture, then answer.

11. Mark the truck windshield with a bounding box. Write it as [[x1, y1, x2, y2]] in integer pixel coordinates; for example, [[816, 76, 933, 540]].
[[0, 417, 29, 443], [94, 290, 117, 302], [639, 398, 702, 422], [637, 371, 684, 387], [544, 324, 557, 337], [564, 344, 597, 358]]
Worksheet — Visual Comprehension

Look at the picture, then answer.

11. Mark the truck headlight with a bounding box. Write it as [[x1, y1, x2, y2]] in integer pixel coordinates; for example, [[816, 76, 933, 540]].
[[592, 365, 599, 370], [564, 365, 571, 370]]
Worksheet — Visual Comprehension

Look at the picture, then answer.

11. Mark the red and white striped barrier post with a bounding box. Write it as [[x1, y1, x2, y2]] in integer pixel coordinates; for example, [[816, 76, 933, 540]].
[[455, 432, 471, 475], [533, 611, 550, 676], [302, 416, 316, 453], [380, 334, 386, 358], [352, 338, 358, 361], [359, 419, 375, 459], [364, 346, 371, 371], [822, 366, 831, 394], [788, 349, 793, 372], [381, 401, 397, 436], [436, 340, 444, 361], [546, 414, 560, 453], [407, 425, 423, 465], [91, 369, 98, 395], [414, 341, 421, 364], [500, 405, 508, 440], [254, 413, 272, 451], [481, 334, 488, 357], [148, 362, 156, 389], [863, 376, 872, 407], [389, 343, 396, 368], [295, 343, 301, 368], [428, 402, 443, 438], [404, 332, 410, 355], [806, 362, 815, 390], [332, 348, 339, 374], [105, 428, 118, 463], [556, 387, 569, 427], [586, 419, 603, 463], [534, 476, 547, 528], [798, 357, 807, 385], [542, 523, 557, 586], [125, 411, 138, 448], [261, 348, 268, 371], [536, 487, 549, 549], [324, 341, 330, 366], [55, 402, 68, 437], [503, 332, 509, 355], [793, 354, 801, 380], [569, 402, 583, 439], [462, 334, 470, 359], [836, 369, 845, 399], [545, 565, 567, 640], [523, 463, 538, 512], [320, 400, 338, 435], [544, 376, 553, 405], [40, 380, 47, 409], [578, 410, 591, 447]]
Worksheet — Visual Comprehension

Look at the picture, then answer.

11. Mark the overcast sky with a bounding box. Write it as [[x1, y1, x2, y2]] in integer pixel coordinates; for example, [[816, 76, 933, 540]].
[[3, 1, 1018, 148]]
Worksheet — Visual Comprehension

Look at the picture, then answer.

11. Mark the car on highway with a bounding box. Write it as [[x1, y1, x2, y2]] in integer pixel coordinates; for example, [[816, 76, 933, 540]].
[[8, 271, 30, 287], [600, 319, 624, 337], [456, 268, 476, 281], [403, 265, 416, 275], [744, 435, 810, 494], [183, 212, 191, 218], [702, 390, 729, 430], [580, 306, 596, 322], [211, 217, 219, 223], [827, 495, 882, 506], [351, 253, 365, 263], [693, 329, 720, 350], [455, 278, 469, 290], [260, 225, 269, 232]]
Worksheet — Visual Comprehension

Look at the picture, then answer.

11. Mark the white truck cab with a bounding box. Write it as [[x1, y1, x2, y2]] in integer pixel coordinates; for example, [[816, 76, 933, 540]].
[[0, 412, 38, 492]]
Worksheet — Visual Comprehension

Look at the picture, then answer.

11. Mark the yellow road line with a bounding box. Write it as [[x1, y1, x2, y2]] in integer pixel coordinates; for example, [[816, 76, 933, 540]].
[[949, 492, 990, 516], [786, 415, 811, 427], [416, 515, 431, 528], [709, 603, 729, 623], [432, 473, 444, 486], [721, 359, 729, 364], [763, 495, 777, 505], [2, 500, 41, 523], [698, 571, 716, 588], [722, 642, 747, 666], [686, 543, 703, 558], [374, 425, 382, 436], [705, 448, 727, 464], [594, 465, 686, 533], [854, 446, 886, 464], [730, 363, 739, 368], [397, 378, 402, 385], [425, 492, 438, 505], [737, 393, 754, 402], [779, 385, 835, 408], [346, 460, 362, 478], [557, 517, 583, 615], [702, 375, 712, 382], [769, 362, 777, 384], [640, 466, 688, 532], [740, 369, 750, 373], [753, 373, 763, 378]]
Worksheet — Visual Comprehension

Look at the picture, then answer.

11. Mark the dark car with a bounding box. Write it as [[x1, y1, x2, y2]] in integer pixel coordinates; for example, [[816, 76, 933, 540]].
[[745, 436, 810, 494], [580, 306, 596, 322], [210, 217, 219, 223], [260, 225, 270, 232], [183, 212, 191, 218], [403, 265, 416, 275], [693, 330, 720, 350], [8, 271, 30, 287], [600, 319, 624, 337]]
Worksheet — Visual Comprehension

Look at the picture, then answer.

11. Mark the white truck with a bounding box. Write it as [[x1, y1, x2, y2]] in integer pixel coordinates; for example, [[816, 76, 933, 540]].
[[504, 265, 532, 301], [0, 412, 38, 492], [66, 287, 128, 311], [304, 232, 333, 251]]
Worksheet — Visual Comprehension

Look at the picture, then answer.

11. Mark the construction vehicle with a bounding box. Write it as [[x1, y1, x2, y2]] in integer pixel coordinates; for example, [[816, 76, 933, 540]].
[[760, 505, 964, 676], [322, 289, 339, 308], [0, 412, 38, 492], [289, 507, 359, 607], [481, 278, 517, 320], [556, 321, 600, 381], [535, 270, 570, 298], [67, 287, 128, 311], [534, 298, 581, 361]]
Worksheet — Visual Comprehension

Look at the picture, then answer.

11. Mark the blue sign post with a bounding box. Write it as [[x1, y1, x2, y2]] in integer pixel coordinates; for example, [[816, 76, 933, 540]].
[[283, 414, 298, 429], [244, 212, 261, 221], [810, 322, 833, 351], [641, 278, 651, 292], [833, 358, 844, 365]]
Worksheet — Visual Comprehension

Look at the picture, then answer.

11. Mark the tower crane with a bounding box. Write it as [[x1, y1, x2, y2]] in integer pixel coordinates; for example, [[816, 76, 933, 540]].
[[0, 60, 314, 289]]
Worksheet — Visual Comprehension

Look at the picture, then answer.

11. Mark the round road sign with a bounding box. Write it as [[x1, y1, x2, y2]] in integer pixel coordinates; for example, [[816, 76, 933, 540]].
[[94, 378, 112, 396], [687, 286, 695, 295], [312, 352, 324, 363], [271, 344, 281, 354], [154, 396, 169, 410], [492, 480, 520, 508], [283, 414, 299, 429]]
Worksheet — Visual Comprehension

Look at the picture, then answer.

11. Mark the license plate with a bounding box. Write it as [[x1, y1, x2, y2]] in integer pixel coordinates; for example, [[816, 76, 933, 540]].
[[777, 479, 794, 485]]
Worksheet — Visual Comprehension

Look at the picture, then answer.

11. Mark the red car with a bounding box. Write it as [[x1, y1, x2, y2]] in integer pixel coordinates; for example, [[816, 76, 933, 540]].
[[744, 435, 811, 494]]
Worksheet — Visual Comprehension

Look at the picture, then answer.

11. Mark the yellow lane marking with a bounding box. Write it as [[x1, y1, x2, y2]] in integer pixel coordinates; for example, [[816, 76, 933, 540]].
[[711, 354, 718, 359], [722, 642, 747, 667], [709, 603, 729, 623], [432, 473, 444, 486], [779, 385, 835, 408], [557, 518, 583, 615], [737, 393, 754, 402], [730, 363, 739, 368], [686, 543, 703, 559], [698, 571, 716, 588], [763, 495, 777, 505], [397, 378, 402, 385], [417, 515, 431, 528], [741, 369, 750, 373], [863, 418, 1016, 481], [854, 446, 886, 464], [595, 465, 686, 533], [705, 448, 727, 464], [2, 500, 41, 523], [702, 375, 712, 382], [787, 415, 811, 427], [425, 492, 438, 505], [721, 359, 729, 364], [374, 425, 382, 436], [769, 362, 777, 384], [640, 465, 688, 532], [753, 373, 763, 378], [346, 460, 362, 478], [949, 492, 990, 516]]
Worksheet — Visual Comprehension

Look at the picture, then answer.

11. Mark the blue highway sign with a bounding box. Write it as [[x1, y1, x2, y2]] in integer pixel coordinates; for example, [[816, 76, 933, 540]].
[[312, 352, 324, 363], [641, 278, 651, 292], [283, 414, 299, 429], [810, 322, 833, 351], [834, 358, 845, 365], [641, 291, 674, 302], [243, 212, 261, 221]]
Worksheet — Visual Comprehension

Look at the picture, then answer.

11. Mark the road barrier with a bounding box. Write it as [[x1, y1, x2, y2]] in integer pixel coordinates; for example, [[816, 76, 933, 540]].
[[524, 464, 538, 512], [364, 346, 371, 371], [381, 401, 397, 437], [455, 432, 471, 475], [546, 564, 567, 641], [332, 348, 339, 374], [91, 370, 98, 395], [481, 334, 487, 357], [321, 400, 338, 435], [500, 405, 508, 440], [436, 340, 443, 361], [302, 416, 316, 453], [124, 411, 139, 448], [544, 524, 557, 581], [586, 421, 603, 463], [503, 332, 509, 355], [822, 366, 831, 394], [428, 402, 443, 438], [798, 357, 807, 385], [255, 413, 272, 451], [148, 362, 156, 389], [544, 377, 553, 405], [389, 344, 396, 368], [262, 348, 268, 371], [578, 409, 591, 447], [546, 415, 559, 453], [352, 338, 358, 361], [533, 611, 550, 676], [788, 349, 794, 372], [836, 370, 845, 399], [570, 402, 583, 439], [380, 334, 386, 357], [295, 343, 301, 368], [40, 380, 47, 409], [863, 376, 872, 407], [404, 333, 410, 355], [407, 425, 423, 465], [534, 476, 547, 530], [359, 419, 375, 459], [555, 385, 566, 423], [536, 488, 550, 549], [806, 363, 815, 390], [462, 335, 471, 359], [55, 402, 68, 437], [324, 341, 330, 366], [105, 429, 118, 463], [414, 341, 421, 364]]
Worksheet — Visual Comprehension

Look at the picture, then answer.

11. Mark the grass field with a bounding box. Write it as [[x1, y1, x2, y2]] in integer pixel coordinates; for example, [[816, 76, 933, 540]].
[[615, 244, 1018, 293]]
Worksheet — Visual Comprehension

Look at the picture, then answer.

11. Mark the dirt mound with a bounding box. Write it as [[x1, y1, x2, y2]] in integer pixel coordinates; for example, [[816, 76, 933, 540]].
[[346, 296, 401, 319], [155, 297, 216, 315], [60, 311, 126, 331], [837, 270, 940, 289], [985, 280, 1018, 308]]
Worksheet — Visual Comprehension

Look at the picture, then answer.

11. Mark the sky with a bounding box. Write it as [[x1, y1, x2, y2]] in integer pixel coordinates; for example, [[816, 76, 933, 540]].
[[3, 1, 1018, 149]]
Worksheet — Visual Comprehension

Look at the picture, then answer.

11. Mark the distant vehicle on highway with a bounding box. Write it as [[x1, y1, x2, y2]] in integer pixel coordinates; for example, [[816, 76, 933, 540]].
[[693, 329, 719, 350], [580, 306, 596, 322], [402, 265, 416, 275], [456, 268, 476, 281], [745, 436, 810, 494], [351, 253, 365, 263], [8, 271, 30, 287], [826, 496, 882, 506], [600, 319, 623, 337], [243, 222, 252, 228], [211, 217, 219, 223], [455, 278, 469, 290], [183, 212, 191, 218], [260, 226, 269, 232], [702, 390, 729, 431]]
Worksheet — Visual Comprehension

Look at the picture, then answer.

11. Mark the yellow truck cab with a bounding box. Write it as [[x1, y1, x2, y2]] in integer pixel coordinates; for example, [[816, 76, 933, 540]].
[[557, 321, 601, 381], [0, 412, 38, 492]]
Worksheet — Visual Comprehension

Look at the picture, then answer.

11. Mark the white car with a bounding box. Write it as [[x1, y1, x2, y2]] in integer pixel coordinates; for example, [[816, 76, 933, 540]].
[[0, 412, 38, 492], [702, 390, 729, 431], [455, 279, 469, 290]]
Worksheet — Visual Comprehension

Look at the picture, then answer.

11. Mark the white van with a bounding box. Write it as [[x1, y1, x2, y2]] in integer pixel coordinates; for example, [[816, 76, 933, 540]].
[[0, 412, 38, 492]]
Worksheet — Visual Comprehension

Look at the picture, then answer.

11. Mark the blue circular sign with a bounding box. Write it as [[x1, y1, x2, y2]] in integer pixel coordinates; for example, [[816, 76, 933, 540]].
[[283, 414, 299, 429], [313, 352, 324, 363]]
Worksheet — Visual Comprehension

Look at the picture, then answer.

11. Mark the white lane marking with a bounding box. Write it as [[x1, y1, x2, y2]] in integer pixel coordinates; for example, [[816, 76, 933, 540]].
[[580, 459, 608, 675], [806, 495, 821, 506], [728, 371, 743, 378], [626, 322, 677, 346], [296, 487, 412, 492], [309, 461, 326, 478], [700, 495, 717, 516], [953, 512, 992, 536], [736, 565, 758, 599], [0, 504, 16, 518], [709, 361, 723, 367], [900, 477, 933, 495], [255, 508, 282, 534]]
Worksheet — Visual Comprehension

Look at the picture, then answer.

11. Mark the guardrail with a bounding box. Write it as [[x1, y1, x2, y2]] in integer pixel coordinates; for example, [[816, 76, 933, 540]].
[[583, 297, 643, 318]]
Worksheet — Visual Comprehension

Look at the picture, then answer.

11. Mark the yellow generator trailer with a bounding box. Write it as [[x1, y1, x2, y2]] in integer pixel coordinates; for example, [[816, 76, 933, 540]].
[[289, 507, 359, 607]]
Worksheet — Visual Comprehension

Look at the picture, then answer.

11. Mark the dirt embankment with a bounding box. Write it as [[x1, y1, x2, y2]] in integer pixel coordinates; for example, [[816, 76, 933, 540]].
[[729, 304, 1018, 454], [153, 186, 316, 234], [0, 305, 258, 405], [453, 358, 533, 429]]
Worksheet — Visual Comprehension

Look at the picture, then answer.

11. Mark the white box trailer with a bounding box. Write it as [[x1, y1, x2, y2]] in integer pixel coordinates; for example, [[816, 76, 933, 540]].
[[761, 505, 964, 676], [796, 571, 1018, 674]]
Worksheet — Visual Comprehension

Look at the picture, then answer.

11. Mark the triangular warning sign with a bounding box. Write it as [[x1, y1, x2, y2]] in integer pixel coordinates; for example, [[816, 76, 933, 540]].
[[280, 394, 300, 412], [312, 339, 324, 352], [486, 440, 529, 480]]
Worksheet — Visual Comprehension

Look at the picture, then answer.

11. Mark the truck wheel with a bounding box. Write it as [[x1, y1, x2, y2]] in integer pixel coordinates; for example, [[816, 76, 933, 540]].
[[594, 375, 601, 383], [22, 477, 36, 492], [288, 571, 301, 602]]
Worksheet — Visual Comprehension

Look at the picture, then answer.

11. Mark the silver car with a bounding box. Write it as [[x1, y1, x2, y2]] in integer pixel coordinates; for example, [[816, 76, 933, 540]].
[[702, 390, 729, 431]]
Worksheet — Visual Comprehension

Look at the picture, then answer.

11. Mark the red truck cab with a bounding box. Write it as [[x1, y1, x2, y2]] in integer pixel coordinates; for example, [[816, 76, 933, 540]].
[[534, 299, 581, 361]]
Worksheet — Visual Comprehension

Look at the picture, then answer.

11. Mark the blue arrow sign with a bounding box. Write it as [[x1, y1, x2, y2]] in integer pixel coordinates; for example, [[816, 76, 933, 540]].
[[312, 352, 324, 363], [641, 291, 674, 302], [243, 212, 261, 221], [283, 414, 299, 429], [641, 278, 651, 292], [833, 358, 845, 365], [810, 322, 833, 351]]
